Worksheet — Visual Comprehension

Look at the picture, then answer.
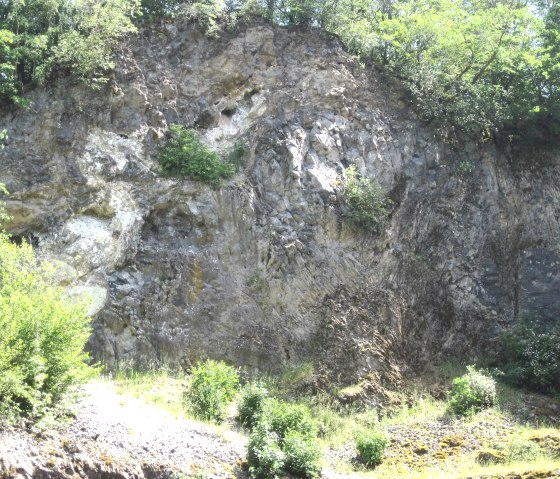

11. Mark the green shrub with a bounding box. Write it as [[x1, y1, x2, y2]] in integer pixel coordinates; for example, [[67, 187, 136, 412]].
[[340, 165, 390, 234], [157, 125, 234, 183], [499, 316, 560, 395], [283, 431, 322, 478], [355, 430, 388, 467], [247, 423, 286, 479], [505, 436, 543, 463], [447, 366, 496, 416], [185, 359, 239, 423], [260, 398, 317, 440], [0, 233, 95, 421], [237, 381, 269, 429], [157, 125, 241, 184], [247, 398, 321, 478]]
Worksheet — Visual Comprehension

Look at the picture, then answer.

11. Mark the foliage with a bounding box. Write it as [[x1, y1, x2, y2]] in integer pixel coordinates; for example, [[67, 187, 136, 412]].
[[246, 398, 321, 478], [0, 198, 94, 420], [237, 381, 269, 429], [340, 165, 390, 233], [247, 423, 286, 479], [282, 431, 322, 478], [185, 359, 239, 423], [226, 141, 246, 169], [157, 125, 239, 184], [140, 0, 184, 20], [355, 430, 388, 467], [505, 436, 543, 463], [499, 316, 560, 395], [447, 366, 496, 416], [260, 398, 317, 440], [51, 0, 139, 87], [0, 0, 139, 102]]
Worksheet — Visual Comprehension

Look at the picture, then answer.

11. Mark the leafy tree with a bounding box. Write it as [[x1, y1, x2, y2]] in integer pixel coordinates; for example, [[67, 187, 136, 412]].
[[0, 186, 95, 421], [52, 0, 140, 86], [0, 0, 139, 102]]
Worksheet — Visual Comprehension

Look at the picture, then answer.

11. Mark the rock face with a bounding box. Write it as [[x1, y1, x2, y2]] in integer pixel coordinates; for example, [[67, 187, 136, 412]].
[[0, 19, 558, 388]]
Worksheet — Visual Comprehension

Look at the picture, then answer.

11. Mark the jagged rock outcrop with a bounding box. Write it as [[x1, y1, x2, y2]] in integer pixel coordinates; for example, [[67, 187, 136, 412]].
[[1, 18, 558, 389]]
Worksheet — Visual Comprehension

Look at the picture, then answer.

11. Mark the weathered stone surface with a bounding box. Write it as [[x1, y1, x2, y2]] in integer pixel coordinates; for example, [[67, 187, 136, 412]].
[[0, 20, 558, 387]]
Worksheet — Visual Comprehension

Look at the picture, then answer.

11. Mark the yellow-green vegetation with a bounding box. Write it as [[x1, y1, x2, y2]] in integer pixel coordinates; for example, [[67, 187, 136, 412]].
[[0, 188, 96, 422], [100, 361, 560, 479], [185, 359, 239, 423], [110, 365, 189, 418]]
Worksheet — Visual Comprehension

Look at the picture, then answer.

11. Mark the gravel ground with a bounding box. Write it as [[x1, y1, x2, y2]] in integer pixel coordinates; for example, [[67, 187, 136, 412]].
[[0, 380, 247, 479]]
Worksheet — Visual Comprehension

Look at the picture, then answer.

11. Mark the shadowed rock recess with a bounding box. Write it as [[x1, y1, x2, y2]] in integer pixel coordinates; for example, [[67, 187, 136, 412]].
[[1, 20, 559, 390]]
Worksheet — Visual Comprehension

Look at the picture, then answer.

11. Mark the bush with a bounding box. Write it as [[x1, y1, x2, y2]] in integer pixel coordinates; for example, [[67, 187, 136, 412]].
[[237, 381, 269, 429], [247, 398, 321, 478], [447, 366, 496, 416], [260, 398, 317, 440], [283, 431, 322, 478], [356, 431, 388, 467], [499, 316, 560, 394], [186, 359, 239, 423], [247, 423, 286, 479], [505, 437, 543, 463], [340, 165, 390, 234], [157, 125, 239, 184], [0, 233, 95, 421]]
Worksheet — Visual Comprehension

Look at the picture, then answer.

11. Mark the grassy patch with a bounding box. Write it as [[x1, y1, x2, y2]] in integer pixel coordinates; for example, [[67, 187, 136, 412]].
[[108, 366, 189, 419], [98, 362, 560, 479]]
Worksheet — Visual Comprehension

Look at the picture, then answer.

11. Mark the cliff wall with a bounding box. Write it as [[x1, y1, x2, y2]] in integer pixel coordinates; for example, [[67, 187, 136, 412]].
[[1, 20, 558, 390]]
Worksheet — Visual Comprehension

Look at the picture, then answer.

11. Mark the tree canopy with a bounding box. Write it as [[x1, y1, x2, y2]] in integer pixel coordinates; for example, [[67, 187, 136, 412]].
[[0, 0, 139, 104], [0, 0, 558, 145]]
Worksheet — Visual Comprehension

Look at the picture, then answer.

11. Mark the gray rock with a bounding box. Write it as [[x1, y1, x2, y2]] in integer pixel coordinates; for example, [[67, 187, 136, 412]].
[[0, 21, 558, 390]]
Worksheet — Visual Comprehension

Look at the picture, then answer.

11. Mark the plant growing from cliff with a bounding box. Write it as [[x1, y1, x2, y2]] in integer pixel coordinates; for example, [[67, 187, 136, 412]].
[[157, 125, 240, 185], [447, 366, 496, 416], [0, 193, 95, 421], [340, 165, 390, 234], [498, 316, 560, 395], [185, 359, 239, 423]]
